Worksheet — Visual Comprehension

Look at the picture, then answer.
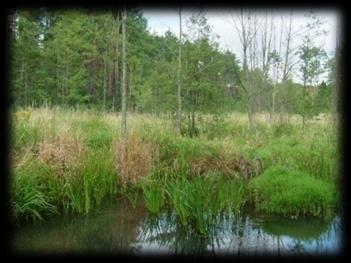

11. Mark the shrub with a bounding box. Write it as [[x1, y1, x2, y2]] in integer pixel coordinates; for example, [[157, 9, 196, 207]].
[[249, 166, 337, 219]]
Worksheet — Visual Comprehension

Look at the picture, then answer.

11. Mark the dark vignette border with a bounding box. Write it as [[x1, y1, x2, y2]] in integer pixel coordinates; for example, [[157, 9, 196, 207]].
[[1, 0, 349, 261]]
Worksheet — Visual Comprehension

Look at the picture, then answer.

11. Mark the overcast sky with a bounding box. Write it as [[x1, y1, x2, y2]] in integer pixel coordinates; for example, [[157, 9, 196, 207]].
[[141, 8, 339, 83], [142, 8, 338, 54]]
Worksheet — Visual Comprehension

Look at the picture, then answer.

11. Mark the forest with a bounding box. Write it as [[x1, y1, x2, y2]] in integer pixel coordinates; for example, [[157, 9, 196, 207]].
[[9, 7, 342, 255]]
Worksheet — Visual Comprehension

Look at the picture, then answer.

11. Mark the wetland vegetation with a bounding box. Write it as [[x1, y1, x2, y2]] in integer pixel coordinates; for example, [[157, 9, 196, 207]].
[[8, 6, 342, 256]]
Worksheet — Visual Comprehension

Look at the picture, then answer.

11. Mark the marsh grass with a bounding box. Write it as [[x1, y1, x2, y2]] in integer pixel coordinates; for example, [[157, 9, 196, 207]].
[[11, 157, 58, 222], [139, 177, 164, 214], [79, 117, 117, 149], [161, 175, 249, 235], [10, 107, 340, 230]]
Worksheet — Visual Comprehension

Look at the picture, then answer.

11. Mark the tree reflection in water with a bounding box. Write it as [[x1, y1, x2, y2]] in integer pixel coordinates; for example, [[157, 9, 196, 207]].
[[13, 198, 341, 256], [133, 210, 341, 256]]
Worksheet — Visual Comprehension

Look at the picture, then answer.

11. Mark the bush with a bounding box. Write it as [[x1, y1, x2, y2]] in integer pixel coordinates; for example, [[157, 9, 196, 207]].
[[249, 166, 337, 219]]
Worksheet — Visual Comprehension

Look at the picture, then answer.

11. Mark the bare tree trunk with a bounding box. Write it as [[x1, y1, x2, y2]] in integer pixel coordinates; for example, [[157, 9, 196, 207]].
[[282, 10, 293, 82], [65, 59, 69, 104], [129, 67, 132, 112], [103, 53, 107, 110], [121, 6, 127, 138], [247, 99, 253, 130], [176, 7, 182, 135], [56, 63, 60, 105], [21, 61, 26, 106], [269, 85, 276, 125], [108, 57, 112, 94], [302, 80, 306, 127], [116, 60, 120, 111]]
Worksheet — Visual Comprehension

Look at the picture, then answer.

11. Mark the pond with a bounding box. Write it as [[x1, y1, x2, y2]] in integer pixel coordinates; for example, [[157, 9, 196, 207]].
[[12, 197, 342, 256]]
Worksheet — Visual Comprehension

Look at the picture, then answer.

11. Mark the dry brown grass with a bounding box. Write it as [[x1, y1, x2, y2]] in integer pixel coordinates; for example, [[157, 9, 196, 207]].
[[191, 151, 262, 180], [114, 132, 157, 187], [38, 132, 87, 177]]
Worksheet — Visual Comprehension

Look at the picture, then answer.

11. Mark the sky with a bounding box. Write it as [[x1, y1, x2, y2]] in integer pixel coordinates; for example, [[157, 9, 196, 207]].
[[140, 8, 339, 83]]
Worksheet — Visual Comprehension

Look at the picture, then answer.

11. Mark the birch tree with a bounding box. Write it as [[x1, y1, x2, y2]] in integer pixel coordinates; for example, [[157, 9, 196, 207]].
[[231, 8, 259, 130]]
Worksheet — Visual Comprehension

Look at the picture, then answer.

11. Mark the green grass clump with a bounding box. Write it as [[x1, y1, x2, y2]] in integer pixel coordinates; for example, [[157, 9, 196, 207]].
[[11, 158, 58, 222], [216, 176, 247, 214], [162, 175, 247, 235], [249, 166, 337, 219], [139, 177, 165, 214], [79, 117, 117, 149], [11, 119, 43, 153], [65, 149, 117, 214], [254, 134, 339, 181]]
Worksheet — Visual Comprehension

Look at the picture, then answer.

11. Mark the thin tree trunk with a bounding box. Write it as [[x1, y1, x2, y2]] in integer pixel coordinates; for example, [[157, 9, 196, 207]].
[[65, 59, 69, 104], [247, 98, 253, 130], [108, 58, 113, 110], [117, 58, 120, 110], [302, 81, 306, 127], [282, 10, 293, 82], [121, 6, 127, 138], [176, 7, 182, 135], [272, 85, 276, 121], [103, 54, 107, 110], [21, 61, 26, 106], [56, 64, 60, 105]]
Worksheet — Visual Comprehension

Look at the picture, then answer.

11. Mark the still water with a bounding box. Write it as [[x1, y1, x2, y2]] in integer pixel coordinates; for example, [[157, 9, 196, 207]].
[[12, 197, 342, 256]]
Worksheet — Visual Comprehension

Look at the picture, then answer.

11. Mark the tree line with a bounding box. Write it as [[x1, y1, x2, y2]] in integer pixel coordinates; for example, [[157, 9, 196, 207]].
[[8, 8, 340, 132]]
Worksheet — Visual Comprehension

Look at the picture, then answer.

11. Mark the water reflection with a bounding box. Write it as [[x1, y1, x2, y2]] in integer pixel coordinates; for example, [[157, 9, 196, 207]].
[[13, 198, 341, 256]]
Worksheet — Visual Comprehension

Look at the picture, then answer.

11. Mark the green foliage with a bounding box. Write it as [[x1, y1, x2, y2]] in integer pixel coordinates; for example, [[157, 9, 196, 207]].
[[76, 149, 117, 214], [197, 114, 231, 139], [164, 177, 213, 234], [9, 9, 334, 117], [162, 175, 247, 235], [255, 129, 338, 181], [139, 177, 165, 214], [249, 166, 337, 219], [314, 81, 332, 112], [216, 176, 247, 214], [79, 117, 117, 149], [12, 116, 36, 151], [11, 158, 58, 222]]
